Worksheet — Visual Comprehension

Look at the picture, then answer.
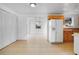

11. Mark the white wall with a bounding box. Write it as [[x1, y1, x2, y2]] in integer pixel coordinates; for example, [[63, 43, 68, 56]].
[[0, 11, 2, 48], [0, 9, 17, 49], [17, 14, 47, 40], [17, 16, 28, 40], [73, 15, 79, 28]]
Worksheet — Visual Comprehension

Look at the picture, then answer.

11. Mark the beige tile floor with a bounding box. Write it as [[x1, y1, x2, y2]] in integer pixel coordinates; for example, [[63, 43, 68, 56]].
[[0, 38, 74, 55]]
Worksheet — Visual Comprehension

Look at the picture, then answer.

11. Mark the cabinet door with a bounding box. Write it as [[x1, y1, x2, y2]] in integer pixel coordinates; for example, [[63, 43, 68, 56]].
[[48, 20, 56, 43], [64, 31, 73, 42], [56, 20, 63, 42]]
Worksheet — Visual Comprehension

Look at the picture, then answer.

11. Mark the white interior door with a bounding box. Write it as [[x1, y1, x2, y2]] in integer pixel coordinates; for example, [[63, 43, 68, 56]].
[[48, 20, 56, 43]]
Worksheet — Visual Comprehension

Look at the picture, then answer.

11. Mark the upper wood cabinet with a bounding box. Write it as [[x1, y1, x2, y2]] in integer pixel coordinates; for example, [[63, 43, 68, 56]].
[[48, 15, 64, 20]]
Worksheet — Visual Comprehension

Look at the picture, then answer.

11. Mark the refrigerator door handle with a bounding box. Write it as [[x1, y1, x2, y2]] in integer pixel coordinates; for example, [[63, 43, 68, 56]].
[[52, 27, 56, 30]]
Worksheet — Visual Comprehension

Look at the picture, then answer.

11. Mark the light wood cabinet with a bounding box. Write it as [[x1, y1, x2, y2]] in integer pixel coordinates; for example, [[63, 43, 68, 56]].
[[48, 15, 64, 20]]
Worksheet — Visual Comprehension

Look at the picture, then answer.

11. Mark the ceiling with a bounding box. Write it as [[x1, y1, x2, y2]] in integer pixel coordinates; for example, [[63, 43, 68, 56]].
[[0, 3, 79, 15]]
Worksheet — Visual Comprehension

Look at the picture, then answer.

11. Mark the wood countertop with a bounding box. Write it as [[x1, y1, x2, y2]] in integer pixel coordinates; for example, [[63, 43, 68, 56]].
[[64, 28, 73, 31], [64, 28, 79, 32]]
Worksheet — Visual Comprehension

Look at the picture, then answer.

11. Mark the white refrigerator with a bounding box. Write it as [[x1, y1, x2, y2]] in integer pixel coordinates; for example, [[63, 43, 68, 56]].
[[48, 19, 63, 43]]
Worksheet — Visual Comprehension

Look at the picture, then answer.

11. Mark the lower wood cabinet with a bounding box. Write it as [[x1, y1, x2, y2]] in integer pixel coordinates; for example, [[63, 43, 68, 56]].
[[64, 28, 79, 42], [64, 30, 73, 42]]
